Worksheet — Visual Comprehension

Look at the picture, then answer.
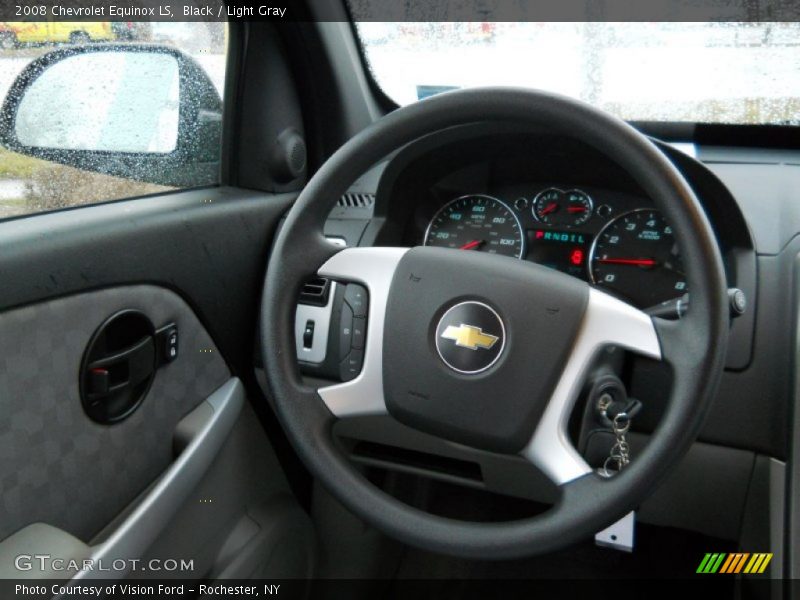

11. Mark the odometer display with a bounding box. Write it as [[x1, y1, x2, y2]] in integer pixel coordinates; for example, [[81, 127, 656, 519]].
[[528, 229, 590, 279], [589, 209, 686, 307], [424, 195, 524, 259]]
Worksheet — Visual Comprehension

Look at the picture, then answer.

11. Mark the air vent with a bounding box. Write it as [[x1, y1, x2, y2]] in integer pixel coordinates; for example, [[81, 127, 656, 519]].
[[299, 277, 330, 307], [338, 193, 375, 208]]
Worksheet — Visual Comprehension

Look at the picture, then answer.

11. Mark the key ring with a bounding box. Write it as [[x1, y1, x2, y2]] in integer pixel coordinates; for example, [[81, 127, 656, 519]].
[[613, 412, 631, 435], [602, 456, 621, 478]]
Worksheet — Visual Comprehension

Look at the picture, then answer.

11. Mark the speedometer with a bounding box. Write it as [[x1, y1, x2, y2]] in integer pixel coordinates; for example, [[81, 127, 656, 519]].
[[424, 195, 525, 259], [589, 209, 686, 307]]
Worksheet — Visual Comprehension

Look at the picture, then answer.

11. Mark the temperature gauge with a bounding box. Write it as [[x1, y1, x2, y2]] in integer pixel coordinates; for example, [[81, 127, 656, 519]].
[[532, 188, 594, 227]]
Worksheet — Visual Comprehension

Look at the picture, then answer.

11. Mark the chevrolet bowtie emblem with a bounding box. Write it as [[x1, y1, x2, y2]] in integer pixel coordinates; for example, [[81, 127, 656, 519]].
[[440, 324, 499, 351]]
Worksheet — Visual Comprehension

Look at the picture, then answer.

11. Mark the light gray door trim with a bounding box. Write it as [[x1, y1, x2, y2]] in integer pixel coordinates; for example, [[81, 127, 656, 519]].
[[74, 377, 244, 581], [0, 378, 244, 581]]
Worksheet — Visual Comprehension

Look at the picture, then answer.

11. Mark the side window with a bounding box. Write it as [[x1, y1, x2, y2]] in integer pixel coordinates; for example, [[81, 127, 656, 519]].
[[0, 22, 227, 220]]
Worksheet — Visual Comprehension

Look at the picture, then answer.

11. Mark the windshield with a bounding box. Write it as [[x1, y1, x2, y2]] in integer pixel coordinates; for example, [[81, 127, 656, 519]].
[[355, 22, 800, 126]]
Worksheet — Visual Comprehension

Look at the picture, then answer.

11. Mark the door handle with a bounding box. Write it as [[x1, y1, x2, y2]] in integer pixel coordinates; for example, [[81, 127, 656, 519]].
[[85, 335, 156, 398], [80, 310, 179, 424]]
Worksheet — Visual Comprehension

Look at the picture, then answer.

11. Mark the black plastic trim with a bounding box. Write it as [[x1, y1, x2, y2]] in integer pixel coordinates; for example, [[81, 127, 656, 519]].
[[351, 440, 483, 482]]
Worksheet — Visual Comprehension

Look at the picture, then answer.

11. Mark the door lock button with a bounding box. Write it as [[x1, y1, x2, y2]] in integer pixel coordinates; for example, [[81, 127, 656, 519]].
[[160, 325, 179, 363]]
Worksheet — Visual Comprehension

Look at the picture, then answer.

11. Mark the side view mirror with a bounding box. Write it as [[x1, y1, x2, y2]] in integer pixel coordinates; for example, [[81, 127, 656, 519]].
[[0, 44, 222, 188]]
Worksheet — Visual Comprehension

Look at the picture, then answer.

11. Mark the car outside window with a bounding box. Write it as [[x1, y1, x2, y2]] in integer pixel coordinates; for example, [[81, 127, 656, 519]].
[[0, 21, 226, 220], [354, 21, 800, 127]]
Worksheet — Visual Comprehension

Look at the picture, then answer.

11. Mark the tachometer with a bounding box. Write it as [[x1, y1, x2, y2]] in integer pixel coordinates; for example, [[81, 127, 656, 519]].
[[424, 194, 525, 259], [589, 209, 686, 307]]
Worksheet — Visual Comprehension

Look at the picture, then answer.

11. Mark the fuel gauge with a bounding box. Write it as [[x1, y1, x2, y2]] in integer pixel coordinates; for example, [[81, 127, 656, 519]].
[[565, 190, 593, 226], [532, 188, 594, 227]]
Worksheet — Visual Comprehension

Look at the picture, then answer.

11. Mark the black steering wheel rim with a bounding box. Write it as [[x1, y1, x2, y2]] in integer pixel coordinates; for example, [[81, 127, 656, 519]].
[[260, 87, 729, 559]]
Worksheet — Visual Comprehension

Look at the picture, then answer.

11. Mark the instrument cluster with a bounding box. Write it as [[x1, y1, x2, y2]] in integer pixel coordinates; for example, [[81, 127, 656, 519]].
[[421, 186, 686, 309]]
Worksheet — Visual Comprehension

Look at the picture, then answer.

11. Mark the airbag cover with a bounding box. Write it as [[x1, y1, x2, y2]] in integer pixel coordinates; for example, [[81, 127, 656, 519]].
[[383, 246, 589, 454]]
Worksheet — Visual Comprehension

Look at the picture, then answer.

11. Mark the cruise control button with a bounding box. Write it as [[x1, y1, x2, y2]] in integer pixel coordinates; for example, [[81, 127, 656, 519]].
[[340, 349, 364, 382], [345, 284, 368, 317], [339, 303, 354, 360], [352, 317, 366, 350]]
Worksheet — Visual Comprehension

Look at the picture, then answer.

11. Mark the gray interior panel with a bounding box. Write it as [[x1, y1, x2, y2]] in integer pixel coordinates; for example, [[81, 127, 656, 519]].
[[127, 400, 315, 581], [0, 379, 243, 580], [0, 285, 230, 543], [76, 378, 244, 580], [738, 456, 785, 581]]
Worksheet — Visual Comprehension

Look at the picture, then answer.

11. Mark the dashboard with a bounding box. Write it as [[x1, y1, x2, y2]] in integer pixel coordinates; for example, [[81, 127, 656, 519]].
[[342, 124, 758, 371], [367, 125, 719, 311]]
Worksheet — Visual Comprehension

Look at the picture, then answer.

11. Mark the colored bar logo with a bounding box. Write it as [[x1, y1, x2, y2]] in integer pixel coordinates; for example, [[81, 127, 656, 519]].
[[697, 553, 772, 574]]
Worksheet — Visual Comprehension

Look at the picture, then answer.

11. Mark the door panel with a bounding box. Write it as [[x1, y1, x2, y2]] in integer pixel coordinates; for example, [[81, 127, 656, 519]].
[[0, 186, 313, 580], [0, 187, 294, 371], [0, 284, 229, 542]]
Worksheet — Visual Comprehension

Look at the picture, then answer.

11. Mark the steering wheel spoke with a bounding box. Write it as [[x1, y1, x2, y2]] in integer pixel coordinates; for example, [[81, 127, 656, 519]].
[[521, 288, 662, 486], [316, 247, 409, 418]]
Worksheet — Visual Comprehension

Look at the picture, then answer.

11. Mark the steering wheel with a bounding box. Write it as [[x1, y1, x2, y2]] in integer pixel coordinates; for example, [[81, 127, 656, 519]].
[[260, 88, 729, 559]]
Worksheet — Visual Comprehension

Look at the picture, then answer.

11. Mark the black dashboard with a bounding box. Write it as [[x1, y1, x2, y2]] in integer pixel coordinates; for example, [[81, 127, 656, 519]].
[[366, 124, 752, 313], [323, 123, 783, 430], [334, 124, 759, 373]]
